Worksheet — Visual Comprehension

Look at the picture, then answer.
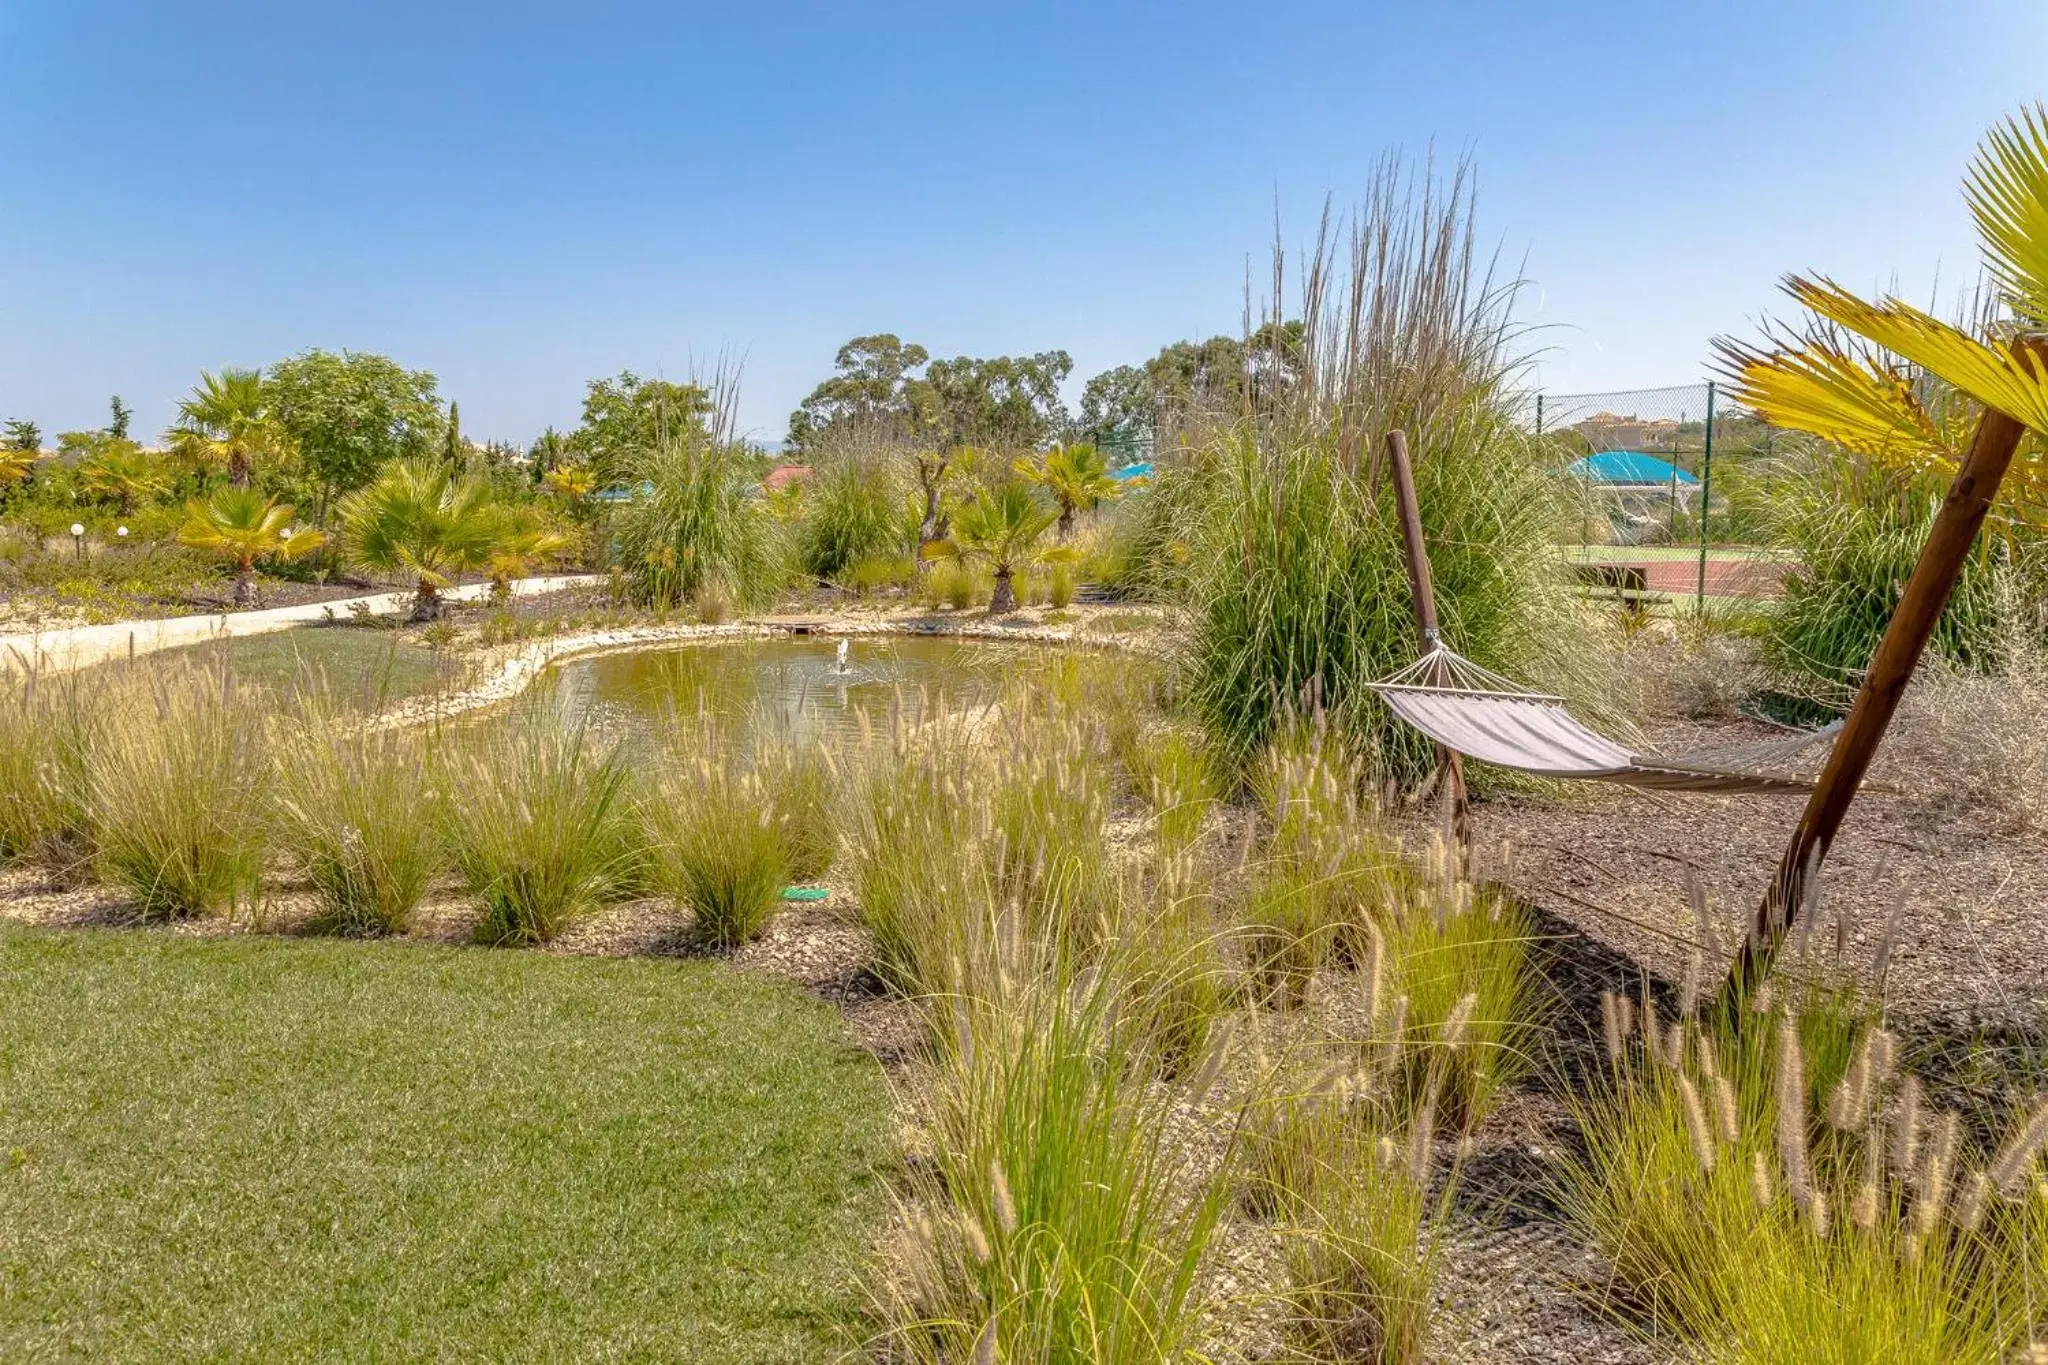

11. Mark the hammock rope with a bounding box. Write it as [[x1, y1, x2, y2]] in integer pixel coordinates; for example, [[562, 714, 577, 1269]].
[[1369, 645, 1837, 794]]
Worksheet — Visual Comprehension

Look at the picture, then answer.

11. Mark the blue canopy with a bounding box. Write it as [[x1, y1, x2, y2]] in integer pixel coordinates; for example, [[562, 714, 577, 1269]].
[[1109, 462, 1153, 482], [1569, 450, 1698, 486]]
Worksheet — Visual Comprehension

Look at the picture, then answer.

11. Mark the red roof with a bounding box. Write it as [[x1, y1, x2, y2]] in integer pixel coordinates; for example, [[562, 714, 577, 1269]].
[[763, 464, 812, 491]]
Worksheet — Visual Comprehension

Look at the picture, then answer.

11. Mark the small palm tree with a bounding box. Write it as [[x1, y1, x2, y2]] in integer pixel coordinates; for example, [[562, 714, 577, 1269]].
[[543, 462, 597, 506], [1014, 441, 1121, 539], [337, 458, 499, 621], [80, 438, 171, 514], [921, 484, 1070, 613], [484, 504, 574, 600], [178, 488, 326, 607], [171, 368, 285, 488], [0, 446, 35, 489]]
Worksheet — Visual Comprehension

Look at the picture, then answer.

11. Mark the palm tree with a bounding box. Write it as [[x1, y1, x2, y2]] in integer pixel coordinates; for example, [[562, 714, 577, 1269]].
[[178, 488, 326, 607], [1014, 441, 1121, 539], [80, 438, 171, 514], [337, 458, 499, 621], [921, 484, 1070, 613], [542, 462, 597, 506], [172, 369, 283, 488], [0, 445, 36, 490], [484, 504, 574, 600]]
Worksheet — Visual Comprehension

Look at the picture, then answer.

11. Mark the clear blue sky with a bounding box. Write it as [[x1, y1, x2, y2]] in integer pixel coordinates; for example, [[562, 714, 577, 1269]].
[[2, 1, 2044, 447]]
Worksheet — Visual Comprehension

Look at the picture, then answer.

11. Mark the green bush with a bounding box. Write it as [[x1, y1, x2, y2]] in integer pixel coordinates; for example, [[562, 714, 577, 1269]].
[[797, 457, 906, 581], [614, 437, 785, 611], [443, 717, 630, 945], [270, 715, 442, 935], [646, 756, 789, 949]]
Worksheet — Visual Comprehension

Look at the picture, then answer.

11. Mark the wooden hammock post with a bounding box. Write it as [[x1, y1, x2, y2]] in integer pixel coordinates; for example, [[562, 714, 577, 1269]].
[[1385, 429, 1471, 858], [1722, 375, 2035, 1009]]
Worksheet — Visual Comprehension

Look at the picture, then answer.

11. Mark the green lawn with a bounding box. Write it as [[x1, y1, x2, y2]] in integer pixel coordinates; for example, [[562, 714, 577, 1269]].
[[0, 926, 891, 1362], [148, 626, 463, 709]]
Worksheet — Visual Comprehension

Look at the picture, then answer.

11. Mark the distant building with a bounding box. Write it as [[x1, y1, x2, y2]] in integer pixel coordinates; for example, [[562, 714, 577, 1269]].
[[763, 464, 812, 493], [1574, 411, 1682, 451]]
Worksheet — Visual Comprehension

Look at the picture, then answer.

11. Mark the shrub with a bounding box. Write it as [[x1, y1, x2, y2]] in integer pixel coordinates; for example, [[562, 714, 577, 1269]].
[[1048, 562, 1077, 608], [443, 717, 630, 945], [88, 665, 267, 919], [269, 715, 441, 935], [645, 754, 789, 948], [614, 436, 785, 611], [797, 455, 907, 581], [0, 670, 100, 875], [758, 737, 838, 881]]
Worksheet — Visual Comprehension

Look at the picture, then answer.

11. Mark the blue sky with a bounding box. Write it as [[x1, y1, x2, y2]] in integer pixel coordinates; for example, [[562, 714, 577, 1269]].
[[1, 1, 2044, 447]]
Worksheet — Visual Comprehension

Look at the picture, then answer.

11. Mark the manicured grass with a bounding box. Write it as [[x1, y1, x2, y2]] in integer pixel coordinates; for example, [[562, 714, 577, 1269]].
[[0, 925, 891, 1362], [150, 627, 462, 709]]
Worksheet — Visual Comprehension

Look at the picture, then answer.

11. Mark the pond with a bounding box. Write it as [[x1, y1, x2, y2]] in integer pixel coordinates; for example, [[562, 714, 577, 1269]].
[[541, 634, 1155, 748]]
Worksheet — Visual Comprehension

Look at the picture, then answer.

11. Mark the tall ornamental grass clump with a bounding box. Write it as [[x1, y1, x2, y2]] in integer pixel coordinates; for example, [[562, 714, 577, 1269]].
[[614, 436, 785, 612], [757, 734, 838, 881], [269, 713, 441, 935], [1765, 455, 2015, 705], [443, 716, 630, 945], [1566, 982, 2048, 1363], [0, 669, 102, 876], [796, 449, 908, 582], [645, 740, 789, 949], [1153, 162, 1609, 783], [87, 664, 268, 919], [889, 953, 1238, 1364]]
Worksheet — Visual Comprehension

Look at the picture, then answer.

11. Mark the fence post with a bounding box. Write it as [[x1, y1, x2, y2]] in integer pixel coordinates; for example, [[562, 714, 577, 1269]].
[[1696, 380, 1716, 612], [1535, 394, 1545, 436]]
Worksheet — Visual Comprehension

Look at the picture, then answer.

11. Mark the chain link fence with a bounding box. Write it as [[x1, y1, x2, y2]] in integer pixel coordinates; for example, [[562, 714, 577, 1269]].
[[1524, 381, 1795, 608]]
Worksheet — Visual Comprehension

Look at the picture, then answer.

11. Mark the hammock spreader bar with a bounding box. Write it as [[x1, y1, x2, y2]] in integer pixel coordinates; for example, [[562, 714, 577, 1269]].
[[1368, 647, 1836, 795]]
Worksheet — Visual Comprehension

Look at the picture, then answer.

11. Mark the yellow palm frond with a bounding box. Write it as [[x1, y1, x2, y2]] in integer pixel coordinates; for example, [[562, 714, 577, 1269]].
[[1966, 103, 2048, 328], [1786, 277, 2048, 433], [1717, 333, 1950, 468]]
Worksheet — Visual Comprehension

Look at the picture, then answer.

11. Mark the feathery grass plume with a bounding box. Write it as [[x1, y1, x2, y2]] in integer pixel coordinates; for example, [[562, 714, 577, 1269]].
[[1678, 1073, 1718, 1173], [1679, 950, 1703, 1019], [1915, 1112, 1958, 1239], [0, 666, 103, 879], [1132, 720, 1221, 860], [889, 957, 1236, 1364], [645, 742, 789, 949], [1776, 1017, 1817, 1215], [1168, 157, 1615, 785], [1892, 1074, 1922, 1176], [1873, 885, 1911, 984], [442, 708, 630, 945], [1850, 1123, 1884, 1234], [1958, 1171, 1991, 1235], [1987, 1099, 2048, 1195], [268, 708, 441, 935], [1125, 859, 1231, 1076], [1684, 860, 1721, 959], [88, 659, 267, 919], [755, 732, 838, 882], [1826, 1032, 1874, 1131], [1601, 991, 1624, 1066]]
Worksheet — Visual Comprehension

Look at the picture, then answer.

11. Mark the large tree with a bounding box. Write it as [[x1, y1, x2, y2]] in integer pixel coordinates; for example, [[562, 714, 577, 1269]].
[[569, 372, 714, 484], [170, 368, 287, 489], [265, 349, 445, 510], [786, 334, 931, 450], [1078, 323, 1305, 450]]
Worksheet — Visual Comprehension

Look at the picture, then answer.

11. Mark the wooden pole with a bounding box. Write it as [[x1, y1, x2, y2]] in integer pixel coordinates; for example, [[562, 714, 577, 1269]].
[[1722, 381, 2033, 1008], [1385, 429, 1471, 856]]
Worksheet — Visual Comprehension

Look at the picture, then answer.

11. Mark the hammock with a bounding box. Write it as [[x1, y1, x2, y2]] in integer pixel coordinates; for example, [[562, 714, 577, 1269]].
[[1369, 647, 1839, 794]]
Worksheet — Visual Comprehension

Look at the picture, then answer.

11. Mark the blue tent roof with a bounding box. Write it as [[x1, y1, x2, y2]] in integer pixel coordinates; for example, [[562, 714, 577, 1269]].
[[1109, 462, 1153, 482], [1569, 451, 1699, 486]]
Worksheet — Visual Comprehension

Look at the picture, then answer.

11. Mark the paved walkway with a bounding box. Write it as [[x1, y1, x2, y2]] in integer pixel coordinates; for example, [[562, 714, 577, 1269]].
[[0, 575, 601, 674]]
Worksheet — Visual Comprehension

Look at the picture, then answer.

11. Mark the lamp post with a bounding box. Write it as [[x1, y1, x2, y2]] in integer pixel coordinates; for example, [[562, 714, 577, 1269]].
[[69, 523, 84, 563]]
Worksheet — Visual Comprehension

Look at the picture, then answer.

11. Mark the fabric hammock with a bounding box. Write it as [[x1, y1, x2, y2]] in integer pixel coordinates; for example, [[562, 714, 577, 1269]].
[[1369, 647, 1839, 794]]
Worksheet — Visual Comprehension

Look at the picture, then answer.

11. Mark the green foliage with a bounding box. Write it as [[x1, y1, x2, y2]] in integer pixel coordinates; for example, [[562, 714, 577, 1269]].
[[646, 750, 789, 948], [1079, 323, 1307, 448], [336, 458, 499, 618], [443, 716, 631, 946], [178, 487, 326, 606], [1014, 440, 1121, 538], [269, 716, 441, 935], [796, 453, 907, 580], [921, 483, 1067, 613], [569, 371, 715, 484], [788, 335, 1074, 454], [758, 736, 838, 881], [613, 437, 784, 611], [1766, 458, 2016, 704], [787, 334, 931, 451], [3, 418, 42, 452], [75, 435, 170, 513], [86, 666, 267, 919], [170, 367, 285, 488], [266, 349, 445, 500], [106, 395, 131, 439]]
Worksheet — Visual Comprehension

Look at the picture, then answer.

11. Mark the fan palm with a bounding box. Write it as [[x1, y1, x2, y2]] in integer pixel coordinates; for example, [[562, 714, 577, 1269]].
[[543, 462, 597, 505], [80, 438, 171, 514], [337, 459, 500, 621], [178, 487, 326, 607], [1014, 441, 1121, 539], [1718, 105, 2048, 507], [484, 504, 574, 600], [171, 368, 285, 488], [921, 483, 1070, 613], [0, 446, 36, 489]]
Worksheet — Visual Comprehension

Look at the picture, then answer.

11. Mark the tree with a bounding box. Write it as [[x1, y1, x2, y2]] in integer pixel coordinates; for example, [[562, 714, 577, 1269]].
[[1078, 364, 1152, 450], [336, 459, 501, 622], [787, 334, 932, 450], [530, 426, 571, 473], [78, 437, 171, 514], [912, 450, 956, 555], [107, 395, 132, 439], [922, 351, 1073, 451], [483, 503, 573, 600], [920, 484, 1068, 614], [171, 369, 285, 488], [265, 350, 445, 510], [1078, 325, 1309, 450], [570, 372, 714, 484], [444, 401, 463, 466], [542, 462, 597, 508], [178, 487, 325, 607], [1014, 441, 1121, 539]]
